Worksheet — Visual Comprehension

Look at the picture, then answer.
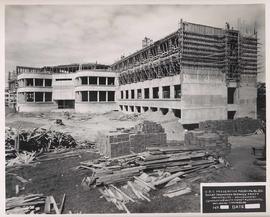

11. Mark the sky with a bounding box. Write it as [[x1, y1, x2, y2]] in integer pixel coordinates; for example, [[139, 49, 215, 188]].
[[5, 4, 265, 84]]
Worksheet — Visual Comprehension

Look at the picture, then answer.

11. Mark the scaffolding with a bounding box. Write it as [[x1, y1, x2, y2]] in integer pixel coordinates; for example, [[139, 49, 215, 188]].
[[113, 20, 258, 86]]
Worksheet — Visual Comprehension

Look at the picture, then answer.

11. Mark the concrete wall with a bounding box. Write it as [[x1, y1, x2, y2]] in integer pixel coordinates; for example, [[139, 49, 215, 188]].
[[181, 68, 227, 124], [52, 73, 75, 100], [75, 102, 118, 113], [237, 79, 257, 119], [17, 102, 57, 112]]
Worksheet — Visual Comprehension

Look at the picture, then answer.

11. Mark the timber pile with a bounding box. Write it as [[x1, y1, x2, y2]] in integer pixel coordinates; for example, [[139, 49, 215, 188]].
[[199, 117, 261, 135], [5, 127, 77, 152], [87, 148, 225, 212], [78, 148, 222, 187], [6, 194, 46, 214], [185, 130, 231, 156], [77, 147, 229, 212]]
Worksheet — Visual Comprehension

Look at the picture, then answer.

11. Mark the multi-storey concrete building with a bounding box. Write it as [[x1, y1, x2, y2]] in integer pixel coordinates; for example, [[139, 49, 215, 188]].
[[8, 20, 258, 124], [111, 20, 258, 124], [16, 64, 118, 113]]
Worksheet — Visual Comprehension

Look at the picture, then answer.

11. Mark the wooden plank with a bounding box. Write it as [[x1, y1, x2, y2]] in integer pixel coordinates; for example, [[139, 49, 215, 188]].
[[134, 176, 156, 190], [59, 194, 66, 214], [153, 171, 185, 186]]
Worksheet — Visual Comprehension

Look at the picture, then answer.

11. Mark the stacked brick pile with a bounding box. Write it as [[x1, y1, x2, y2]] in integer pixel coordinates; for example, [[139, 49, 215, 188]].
[[135, 121, 167, 146], [96, 131, 131, 158], [96, 121, 167, 158], [185, 130, 230, 156], [199, 117, 261, 135]]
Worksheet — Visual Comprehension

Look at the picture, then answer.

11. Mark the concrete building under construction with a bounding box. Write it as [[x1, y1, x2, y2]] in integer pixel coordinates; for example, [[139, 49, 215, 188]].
[[111, 20, 258, 124], [8, 20, 258, 124], [16, 63, 118, 113]]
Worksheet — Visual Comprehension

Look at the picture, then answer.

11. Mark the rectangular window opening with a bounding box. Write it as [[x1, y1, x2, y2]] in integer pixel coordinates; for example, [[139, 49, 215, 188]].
[[153, 87, 159, 99], [108, 91, 115, 101], [35, 79, 43, 87], [89, 76, 97, 85], [89, 91, 98, 102], [26, 92, 34, 102], [125, 90, 129, 99], [99, 77, 106, 85], [99, 91, 106, 101], [45, 92, 52, 102], [174, 85, 181, 98], [137, 89, 142, 99], [81, 77, 88, 85], [228, 87, 236, 104], [35, 92, 43, 102], [131, 90, 135, 99], [162, 86, 170, 99], [81, 91, 88, 101], [144, 88, 149, 99], [26, 79, 33, 86], [45, 79, 52, 86], [108, 77, 115, 85]]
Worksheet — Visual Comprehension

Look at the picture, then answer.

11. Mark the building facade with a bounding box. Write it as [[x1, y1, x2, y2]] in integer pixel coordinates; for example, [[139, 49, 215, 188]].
[[111, 20, 257, 124], [8, 20, 258, 124], [15, 64, 118, 113]]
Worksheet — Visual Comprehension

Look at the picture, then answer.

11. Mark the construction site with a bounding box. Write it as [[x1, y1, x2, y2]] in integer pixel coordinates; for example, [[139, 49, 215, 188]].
[[5, 19, 266, 214]]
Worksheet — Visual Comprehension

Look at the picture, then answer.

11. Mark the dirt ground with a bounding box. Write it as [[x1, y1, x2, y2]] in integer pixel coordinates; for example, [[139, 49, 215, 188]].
[[5, 108, 266, 213]]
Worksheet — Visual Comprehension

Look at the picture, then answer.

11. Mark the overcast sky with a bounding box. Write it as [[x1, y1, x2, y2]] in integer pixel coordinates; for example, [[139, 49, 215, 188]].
[[5, 4, 265, 83]]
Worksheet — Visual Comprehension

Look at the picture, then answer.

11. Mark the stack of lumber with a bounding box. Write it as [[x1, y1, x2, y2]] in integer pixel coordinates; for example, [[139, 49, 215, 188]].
[[5, 127, 77, 152], [6, 194, 46, 214], [199, 117, 261, 135], [77, 148, 220, 187]]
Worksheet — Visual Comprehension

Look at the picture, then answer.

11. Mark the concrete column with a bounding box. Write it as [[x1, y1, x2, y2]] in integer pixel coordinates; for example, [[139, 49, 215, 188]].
[[157, 87, 160, 99], [43, 92, 45, 102], [106, 91, 108, 102], [33, 92, 35, 102], [97, 77, 100, 85], [149, 87, 153, 99], [135, 89, 138, 99], [170, 85, 174, 99], [106, 77, 108, 86], [43, 79, 45, 87], [97, 91, 99, 102], [33, 78, 35, 87], [142, 88, 145, 99]]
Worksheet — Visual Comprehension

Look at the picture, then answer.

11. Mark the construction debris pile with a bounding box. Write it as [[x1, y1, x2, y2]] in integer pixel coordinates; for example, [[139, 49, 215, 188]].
[[185, 130, 231, 157], [199, 117, 261, 135], [6, 193, 66, 214], [96, 121, 167, 158], [78, 147, 228, 212], [5, 127, 77, 154], [6, 194, 46, 214]]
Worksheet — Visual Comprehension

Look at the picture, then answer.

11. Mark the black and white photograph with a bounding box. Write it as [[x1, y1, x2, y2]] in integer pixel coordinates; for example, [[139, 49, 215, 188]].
[[3, 1, 268, 215]]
